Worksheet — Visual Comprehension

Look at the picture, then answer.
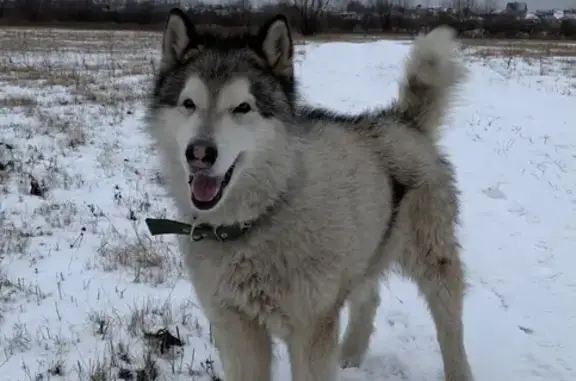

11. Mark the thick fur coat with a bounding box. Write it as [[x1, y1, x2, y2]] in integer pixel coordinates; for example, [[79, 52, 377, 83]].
[[146, 8, 474, 381]]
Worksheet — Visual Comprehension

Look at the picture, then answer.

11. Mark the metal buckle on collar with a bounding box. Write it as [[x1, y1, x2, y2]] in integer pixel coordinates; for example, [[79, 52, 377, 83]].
[[190, 223, 232, 242], [214, 226, 228, 241], [189, 220, 253, 243], [191, 230, 205, 242], [189, 220, 205, 242]]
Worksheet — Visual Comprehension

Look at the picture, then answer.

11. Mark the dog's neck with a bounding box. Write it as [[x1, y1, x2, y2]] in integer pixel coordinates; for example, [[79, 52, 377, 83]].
[[189, 193, 286, 242]]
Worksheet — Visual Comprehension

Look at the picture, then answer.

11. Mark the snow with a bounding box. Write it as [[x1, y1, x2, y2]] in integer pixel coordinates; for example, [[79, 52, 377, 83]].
[[1, 31, 575, 381]]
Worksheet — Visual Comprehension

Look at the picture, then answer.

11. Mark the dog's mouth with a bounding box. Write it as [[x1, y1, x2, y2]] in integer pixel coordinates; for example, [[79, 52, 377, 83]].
[[188, 162, 237, 211]]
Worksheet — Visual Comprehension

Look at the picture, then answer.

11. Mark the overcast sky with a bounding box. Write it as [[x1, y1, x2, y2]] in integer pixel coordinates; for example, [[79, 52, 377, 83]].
[[492, 0, 574, 10], [192, 0, 574, 11], [428, 0, 576, 10]]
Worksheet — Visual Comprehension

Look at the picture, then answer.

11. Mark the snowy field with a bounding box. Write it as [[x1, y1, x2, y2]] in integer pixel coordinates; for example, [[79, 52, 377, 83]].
[[0, 28, 575, 381]]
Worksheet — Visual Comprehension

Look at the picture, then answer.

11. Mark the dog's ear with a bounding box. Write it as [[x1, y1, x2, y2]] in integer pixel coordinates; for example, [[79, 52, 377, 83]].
[[161, 8, 197, 71], [256, 15, 293, 78]]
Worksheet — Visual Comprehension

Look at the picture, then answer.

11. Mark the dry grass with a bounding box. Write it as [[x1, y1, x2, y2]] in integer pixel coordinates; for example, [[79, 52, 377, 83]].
[[0, 28, 157, 208], [0, 95, 37, 108], [0, 28, 154, 103], [96, 230, 183, 285], [459, 38, 576, 95], [294, 32, 411, 43], [0, 27, 221, 380], [463, 38, 576, 58]]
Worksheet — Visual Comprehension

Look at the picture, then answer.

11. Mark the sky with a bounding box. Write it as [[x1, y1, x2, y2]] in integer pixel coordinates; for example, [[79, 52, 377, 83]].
[[193, 0, 575, 11], [375, 0, 575, 11], [518, 0, 575, 10], [493, 0, 574, 10], [427, 0, 576, 10]]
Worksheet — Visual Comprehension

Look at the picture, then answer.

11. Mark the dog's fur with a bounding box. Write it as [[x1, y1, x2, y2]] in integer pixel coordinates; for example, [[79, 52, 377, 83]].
[[146, 8, 474, 381]]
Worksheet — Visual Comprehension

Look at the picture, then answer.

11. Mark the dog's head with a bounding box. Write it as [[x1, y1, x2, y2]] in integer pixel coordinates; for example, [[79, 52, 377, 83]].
[[149, 9, 297, 222]]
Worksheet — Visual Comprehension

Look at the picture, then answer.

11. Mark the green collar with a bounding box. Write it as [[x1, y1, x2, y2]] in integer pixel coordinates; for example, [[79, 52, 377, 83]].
[[145, 193, 287, 242], [145, 218, 252, 242]]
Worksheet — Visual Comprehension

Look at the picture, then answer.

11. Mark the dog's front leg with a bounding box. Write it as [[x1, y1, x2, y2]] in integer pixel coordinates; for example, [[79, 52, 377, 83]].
[[210, 309, 272, 381], [287, 311, 340, 381]]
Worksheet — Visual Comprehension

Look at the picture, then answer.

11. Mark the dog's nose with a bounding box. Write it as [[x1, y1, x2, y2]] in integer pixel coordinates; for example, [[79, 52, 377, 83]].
[[185, 139, 218, 169]]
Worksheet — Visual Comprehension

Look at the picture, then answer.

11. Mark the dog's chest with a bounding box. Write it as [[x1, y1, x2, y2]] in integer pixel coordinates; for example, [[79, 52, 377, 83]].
[[217, 253, 293, 337], [187, 230, 344, 338]]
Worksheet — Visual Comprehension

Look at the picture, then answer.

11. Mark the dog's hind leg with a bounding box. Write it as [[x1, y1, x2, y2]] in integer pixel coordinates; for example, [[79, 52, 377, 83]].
[[210, 309, 272, 381], [339, 279, 381, 368], [288, 309, 340, 381], [404, 246, 474, 381], [396, 183, 474, 381]]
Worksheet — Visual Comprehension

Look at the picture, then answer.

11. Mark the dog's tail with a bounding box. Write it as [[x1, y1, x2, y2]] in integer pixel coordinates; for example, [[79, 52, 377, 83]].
[[396, 26, 467, 140]]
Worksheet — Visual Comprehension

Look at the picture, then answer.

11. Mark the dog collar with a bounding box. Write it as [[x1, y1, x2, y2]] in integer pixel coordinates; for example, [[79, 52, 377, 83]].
[[145, 218, 252, 242], [145, 191, 287, 242]]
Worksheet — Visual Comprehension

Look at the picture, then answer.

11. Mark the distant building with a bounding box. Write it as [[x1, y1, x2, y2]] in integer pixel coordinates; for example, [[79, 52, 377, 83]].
[[504, 2, 528, 19], [505, 2, 528, 13]]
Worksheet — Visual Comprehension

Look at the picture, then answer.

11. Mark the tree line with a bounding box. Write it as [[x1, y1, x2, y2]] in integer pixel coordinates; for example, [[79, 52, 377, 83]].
[[0, 0, 575, 39]]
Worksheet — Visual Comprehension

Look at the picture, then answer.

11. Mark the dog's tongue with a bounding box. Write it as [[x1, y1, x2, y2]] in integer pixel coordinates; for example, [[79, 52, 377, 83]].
[[191, 174, 222, 202]]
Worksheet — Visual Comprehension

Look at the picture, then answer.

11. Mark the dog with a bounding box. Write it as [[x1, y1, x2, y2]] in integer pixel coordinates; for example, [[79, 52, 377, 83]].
[[146, 8, 474, 381]]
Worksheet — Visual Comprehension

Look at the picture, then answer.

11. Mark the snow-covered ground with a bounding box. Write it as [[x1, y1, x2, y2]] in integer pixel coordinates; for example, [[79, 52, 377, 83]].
[[0, 29, 574, 381]]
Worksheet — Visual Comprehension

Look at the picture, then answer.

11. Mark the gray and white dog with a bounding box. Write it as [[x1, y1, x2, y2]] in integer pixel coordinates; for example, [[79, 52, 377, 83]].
[[146, 8, 474, 381]]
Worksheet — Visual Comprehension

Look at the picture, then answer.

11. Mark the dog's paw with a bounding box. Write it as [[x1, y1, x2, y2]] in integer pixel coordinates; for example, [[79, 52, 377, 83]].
[[339, 353, 362, 369]]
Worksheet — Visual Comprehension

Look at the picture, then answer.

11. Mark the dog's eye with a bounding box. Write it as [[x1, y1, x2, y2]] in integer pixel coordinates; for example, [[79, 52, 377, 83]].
[[232, 102, 251, 114], [182, 98, 196, 110]]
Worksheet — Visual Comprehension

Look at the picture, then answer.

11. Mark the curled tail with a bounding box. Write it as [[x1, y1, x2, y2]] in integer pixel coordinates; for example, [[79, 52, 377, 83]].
[[397, 26, 468, 140]]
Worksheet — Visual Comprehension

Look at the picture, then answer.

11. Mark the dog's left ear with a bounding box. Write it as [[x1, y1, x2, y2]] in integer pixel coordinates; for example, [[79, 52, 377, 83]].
[[161, 8, 197, 71], [256, 15, 294, 78]]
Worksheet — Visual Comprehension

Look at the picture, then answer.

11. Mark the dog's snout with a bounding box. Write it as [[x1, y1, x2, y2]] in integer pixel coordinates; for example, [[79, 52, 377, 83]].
[[185, 139, 218, 169]]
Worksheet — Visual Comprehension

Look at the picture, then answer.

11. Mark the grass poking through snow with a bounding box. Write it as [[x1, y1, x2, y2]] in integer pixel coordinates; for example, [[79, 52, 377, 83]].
[[0, 27, 221, 380], [0, 27, 574, 380]]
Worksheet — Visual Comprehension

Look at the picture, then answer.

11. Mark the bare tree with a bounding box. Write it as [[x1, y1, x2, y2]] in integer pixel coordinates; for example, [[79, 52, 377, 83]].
[[482, 0, 497, 13], [450, 0, 463, 12], [370, 0, 392, 32], [229, 0, 253, 10], [395, 0, 413, 8], [440, 0, 452, 8], [464, 0, 478, 12], [228, 0, 253, 25], [291, 0, 332, 35], [16, 0, 45, 21], [448, 0, 478, 17], [330, 0, 348, 11]]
